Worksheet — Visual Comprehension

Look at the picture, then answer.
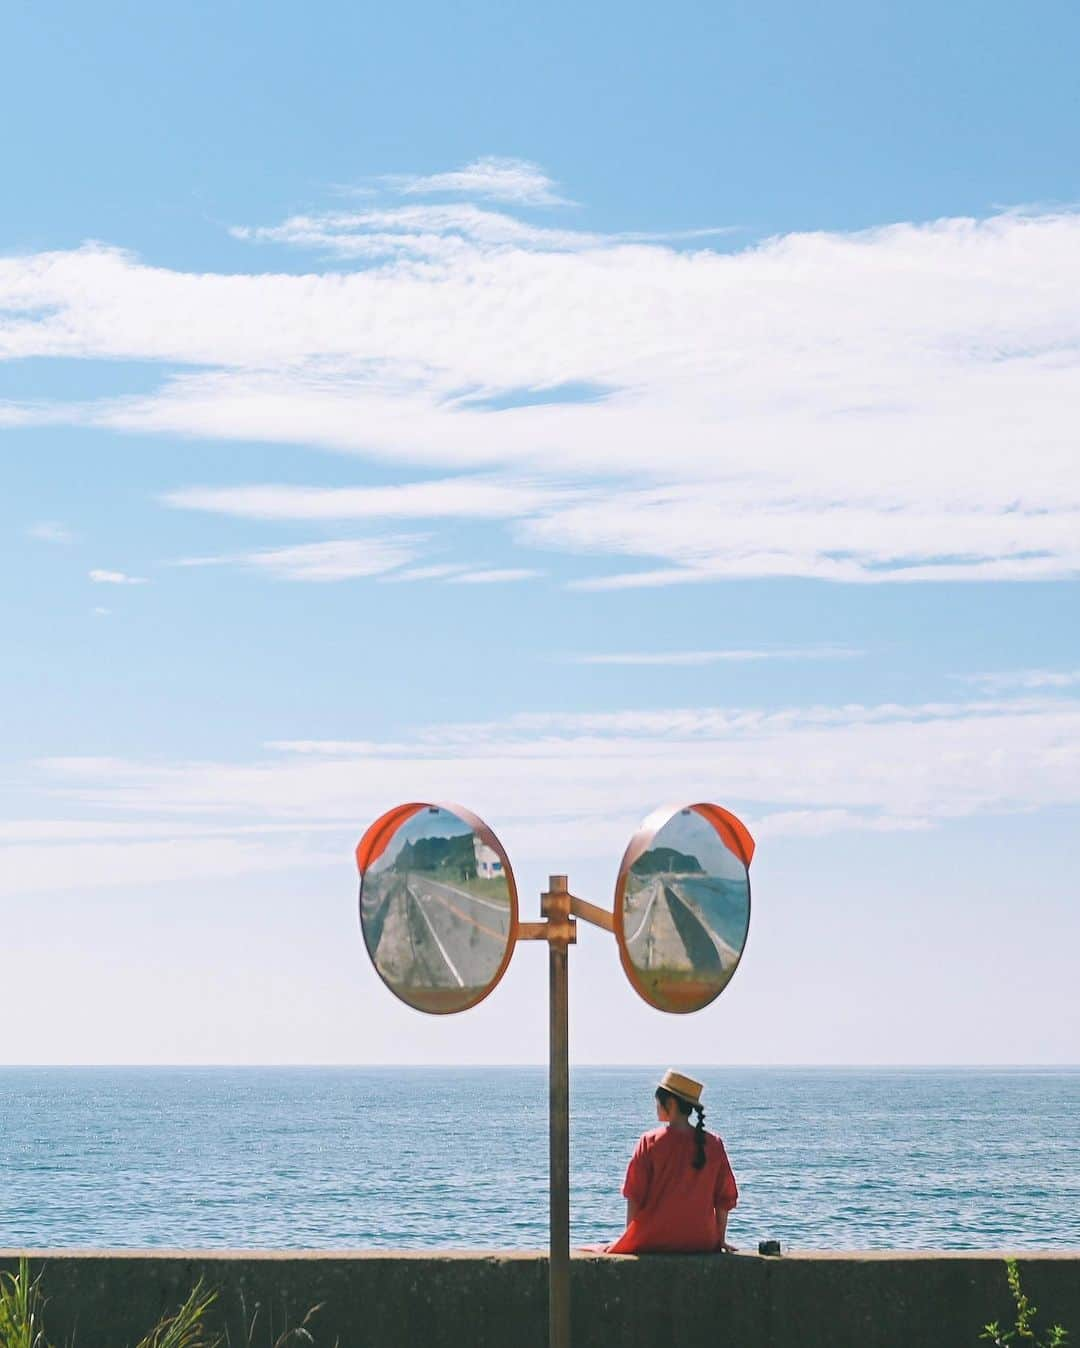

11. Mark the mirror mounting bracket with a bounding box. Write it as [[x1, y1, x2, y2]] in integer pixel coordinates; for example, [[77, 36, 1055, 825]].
[[540, 877, 577, 948], [516, 921, 555, 942], [512, 875, 581, 948], [519, 877, 615, 945], [567, 895, 615, 933]]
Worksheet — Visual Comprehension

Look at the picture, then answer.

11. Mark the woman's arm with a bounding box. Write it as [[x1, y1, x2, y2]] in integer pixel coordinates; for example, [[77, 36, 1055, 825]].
[[622, 1136, 651, 1224], [713, 1139, 738, 1250]]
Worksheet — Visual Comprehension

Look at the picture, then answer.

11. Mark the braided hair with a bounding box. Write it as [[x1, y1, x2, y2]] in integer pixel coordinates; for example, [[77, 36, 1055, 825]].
[[691, 1103, 707, 1170], [655, 1087, 708, 1170]]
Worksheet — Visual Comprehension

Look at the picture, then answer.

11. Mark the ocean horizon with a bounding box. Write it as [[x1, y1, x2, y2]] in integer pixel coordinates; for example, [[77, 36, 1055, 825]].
[[3, 1066, 1078, 1252]]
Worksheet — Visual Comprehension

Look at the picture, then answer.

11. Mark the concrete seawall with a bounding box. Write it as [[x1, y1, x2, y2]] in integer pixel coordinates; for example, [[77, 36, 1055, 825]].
[[2, 1250, 1078, 1348]]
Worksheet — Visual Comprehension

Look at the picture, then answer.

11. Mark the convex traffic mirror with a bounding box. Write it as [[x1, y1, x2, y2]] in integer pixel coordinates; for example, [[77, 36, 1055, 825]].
[[357, 802, 518, 1014], [614, 802, 754, 1014], [357, 798, 753, 1017]]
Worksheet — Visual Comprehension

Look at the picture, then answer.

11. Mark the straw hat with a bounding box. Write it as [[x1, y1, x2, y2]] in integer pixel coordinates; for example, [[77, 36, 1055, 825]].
[[657, 1069, 704, 1107]]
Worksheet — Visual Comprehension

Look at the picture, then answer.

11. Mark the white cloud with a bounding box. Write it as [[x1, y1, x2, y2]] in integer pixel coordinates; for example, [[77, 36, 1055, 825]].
[[446, 567, 543, 584], [232, 202, 601, 259], [91, 606, 111, 617], [176, 537, 421, 582], [960, 668, 1080, 692], [389, 156, 570, 206], [0, 814, 345, 896], [542, 488, 1080, 586], [0, 686, 1074, 910], [28, 521, 77, 544], [89, 568, 146, 585], [163, 477, 569, 521], [0, 818, 344, 842], [568, 567, 717, 591], [16, 681, 1071, 835], [5, 195, 1080, 582], [752, 809, 933, 838], [232, 201, 726, 261], [381, 562, 475, 583], [572, 647, 863, 666], [0, 834, 339, 897]]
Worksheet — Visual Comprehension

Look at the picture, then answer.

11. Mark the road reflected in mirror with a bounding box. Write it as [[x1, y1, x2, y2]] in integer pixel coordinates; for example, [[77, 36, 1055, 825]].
[[358, 804, 516, 1014], [618, 804, 752, 1014]]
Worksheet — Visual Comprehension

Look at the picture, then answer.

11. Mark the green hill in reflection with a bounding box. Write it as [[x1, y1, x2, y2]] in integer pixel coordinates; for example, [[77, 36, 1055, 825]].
[[633, 846, 704, 876]]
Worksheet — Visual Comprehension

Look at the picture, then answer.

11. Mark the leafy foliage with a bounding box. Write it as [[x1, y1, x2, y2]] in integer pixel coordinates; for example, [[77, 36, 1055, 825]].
[[397, 833, 475, 879], [981, 1258, 1069, 1348], [0, 1258, 51, 1348], [0, 1265, 333, 1348], [133, 1280, 220, 1348]]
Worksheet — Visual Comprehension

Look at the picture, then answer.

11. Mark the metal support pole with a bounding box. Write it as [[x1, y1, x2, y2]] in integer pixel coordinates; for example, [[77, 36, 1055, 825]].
[[541, 874, 575, 1348], [549, 939, 570, 1348]]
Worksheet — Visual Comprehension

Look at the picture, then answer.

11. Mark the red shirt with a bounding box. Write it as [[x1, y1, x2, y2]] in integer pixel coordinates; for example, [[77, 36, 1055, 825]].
[[606, 1124, 738, 1254]]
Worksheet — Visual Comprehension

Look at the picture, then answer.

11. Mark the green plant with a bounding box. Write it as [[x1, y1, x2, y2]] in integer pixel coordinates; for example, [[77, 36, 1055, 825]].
[[133, 1279, 221, 1348], [228, 1293, 328, 1348], [981, 1257, 1068, 1348], [0, 1258, 51, 1348], [0, 1267, 332, 1348]]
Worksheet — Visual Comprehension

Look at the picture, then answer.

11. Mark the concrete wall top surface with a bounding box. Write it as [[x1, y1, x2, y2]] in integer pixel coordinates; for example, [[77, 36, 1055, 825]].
[[4, 1246, 1079, 1258]]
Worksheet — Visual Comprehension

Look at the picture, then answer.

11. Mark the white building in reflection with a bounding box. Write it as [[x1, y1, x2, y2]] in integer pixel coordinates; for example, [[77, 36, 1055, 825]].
[[474, 837, 504, 879]]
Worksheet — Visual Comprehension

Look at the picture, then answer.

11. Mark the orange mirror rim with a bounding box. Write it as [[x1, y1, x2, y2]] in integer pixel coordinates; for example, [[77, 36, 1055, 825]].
[[614, 801, 754, 1015], [356, 801, 520, 1015]]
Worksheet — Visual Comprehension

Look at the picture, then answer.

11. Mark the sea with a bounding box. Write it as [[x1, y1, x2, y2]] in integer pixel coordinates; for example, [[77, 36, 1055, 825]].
[[1, 1067, 1077, 1251]]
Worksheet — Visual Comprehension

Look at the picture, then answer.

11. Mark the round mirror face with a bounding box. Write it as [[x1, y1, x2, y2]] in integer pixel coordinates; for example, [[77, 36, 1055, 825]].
[[616, 803, 754, 1014], [357, 803, 517, 1014]]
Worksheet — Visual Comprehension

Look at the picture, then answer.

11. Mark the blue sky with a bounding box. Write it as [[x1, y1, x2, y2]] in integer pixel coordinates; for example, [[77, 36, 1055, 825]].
[[2, 0, 1078, 1065]]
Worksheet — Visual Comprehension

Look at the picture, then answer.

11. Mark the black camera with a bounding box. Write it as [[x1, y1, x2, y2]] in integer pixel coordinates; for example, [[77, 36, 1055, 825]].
[[757, 1239, 782, 1256]]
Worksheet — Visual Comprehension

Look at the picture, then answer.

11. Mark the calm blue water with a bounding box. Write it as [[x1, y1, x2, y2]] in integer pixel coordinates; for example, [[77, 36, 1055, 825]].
[[1, 1067, 1077, 1251]]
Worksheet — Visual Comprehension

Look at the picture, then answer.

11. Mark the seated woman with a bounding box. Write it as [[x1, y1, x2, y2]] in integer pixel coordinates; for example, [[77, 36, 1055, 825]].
[[605, 1069, 738, 1254]]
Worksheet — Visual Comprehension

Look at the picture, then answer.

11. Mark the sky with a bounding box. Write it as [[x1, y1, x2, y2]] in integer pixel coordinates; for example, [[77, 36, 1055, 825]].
[[2, 0, 1078, 1066]]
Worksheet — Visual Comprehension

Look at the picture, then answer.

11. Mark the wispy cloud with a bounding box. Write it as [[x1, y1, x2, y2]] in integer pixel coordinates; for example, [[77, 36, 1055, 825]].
[[959, 668, 1080, 691], [176, 537, 421, 582], [753, 809, 933, 838], [10, 691, 1077, 893], [163, 477, 569, 521], [388, 156, 571, 206], [169, 540, 533, 584], [89, 569, 147, 585], [5, 186, 1080, 584], [231, 203, 601, 260], [28, 521, 77, 544], [380, 562, 475, 583], [567, 567, 715, 592], [446, 567, 542, 584], [231, 202, 730, 261], [571, 647, 863, 666]]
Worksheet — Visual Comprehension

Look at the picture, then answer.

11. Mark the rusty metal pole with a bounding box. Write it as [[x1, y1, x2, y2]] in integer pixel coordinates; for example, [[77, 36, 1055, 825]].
[[542, 875, 575, 1348], [549, 939, 569, 1348]]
